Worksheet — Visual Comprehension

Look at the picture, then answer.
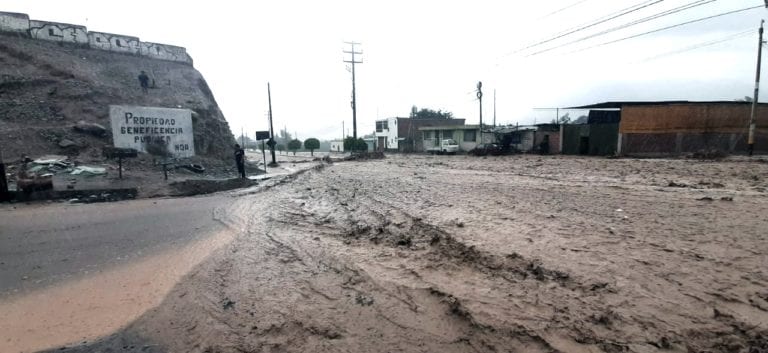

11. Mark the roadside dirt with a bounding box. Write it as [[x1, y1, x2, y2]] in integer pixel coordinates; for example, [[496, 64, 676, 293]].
[[45, 154, 768, 353]]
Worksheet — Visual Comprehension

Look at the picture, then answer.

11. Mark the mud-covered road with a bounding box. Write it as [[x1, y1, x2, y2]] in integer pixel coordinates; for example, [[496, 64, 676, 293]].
[[7, 154, 768, 353]]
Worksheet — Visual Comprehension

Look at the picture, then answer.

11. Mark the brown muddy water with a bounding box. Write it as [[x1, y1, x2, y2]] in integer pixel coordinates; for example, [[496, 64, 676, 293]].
[[17, 155, 768, 352]]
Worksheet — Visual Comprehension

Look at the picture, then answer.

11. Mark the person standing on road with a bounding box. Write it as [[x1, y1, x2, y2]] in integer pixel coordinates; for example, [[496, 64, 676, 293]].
[[138, 71, 150, 94], [234, 143, 246, 179]]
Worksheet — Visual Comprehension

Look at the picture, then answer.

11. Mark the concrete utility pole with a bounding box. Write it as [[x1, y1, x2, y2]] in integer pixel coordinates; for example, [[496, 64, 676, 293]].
[[342, 121, 345, 139], [749, 20, 765, 156], [477, 81, 483, 128], [344, 42, 363, 139], [267, 82, 277, 165], [493, 89, 497, 127]]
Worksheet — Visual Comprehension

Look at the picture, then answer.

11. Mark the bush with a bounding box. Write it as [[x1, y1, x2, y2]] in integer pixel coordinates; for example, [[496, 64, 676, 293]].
[[343, 137, 368, 152]]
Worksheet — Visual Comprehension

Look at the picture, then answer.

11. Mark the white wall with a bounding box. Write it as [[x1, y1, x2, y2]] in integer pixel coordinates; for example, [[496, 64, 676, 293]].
[[88, 32, 140, 54], [141, 42, 193, 65], [330, 141, 344, 152], [0, 12, 192, 65], [374, 117, 399, 150], [386, 117, 399, 149], [0, 12, 29, 33], [29, 20, 88, 44]]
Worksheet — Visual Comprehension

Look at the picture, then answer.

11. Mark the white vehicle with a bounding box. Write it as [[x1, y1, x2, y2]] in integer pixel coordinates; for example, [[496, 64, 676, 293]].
[[426, 139, 460, 155]]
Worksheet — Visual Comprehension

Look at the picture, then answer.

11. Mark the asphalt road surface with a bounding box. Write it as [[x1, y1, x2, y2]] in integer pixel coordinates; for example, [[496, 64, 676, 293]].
[[0, 196, 229, 296], [0, 194, 236, 352]]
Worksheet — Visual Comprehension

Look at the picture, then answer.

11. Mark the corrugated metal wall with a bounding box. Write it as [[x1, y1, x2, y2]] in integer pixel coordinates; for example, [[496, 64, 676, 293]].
[[589, 123, 619, 155], [562, 125, 589, 155], [620, 104, 768, 154], [561, 124, 618, 155], [620, 104, 768, 134]]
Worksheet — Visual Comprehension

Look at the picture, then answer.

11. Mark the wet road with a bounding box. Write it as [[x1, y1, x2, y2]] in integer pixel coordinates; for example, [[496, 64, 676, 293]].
[[0, 196, 229, 297], [0, 195, 240, 353]]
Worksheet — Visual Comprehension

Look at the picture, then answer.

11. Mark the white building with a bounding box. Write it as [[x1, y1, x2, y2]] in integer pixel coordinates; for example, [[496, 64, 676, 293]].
[[374, 117, 400, 151], [330, 140, 344, 152]]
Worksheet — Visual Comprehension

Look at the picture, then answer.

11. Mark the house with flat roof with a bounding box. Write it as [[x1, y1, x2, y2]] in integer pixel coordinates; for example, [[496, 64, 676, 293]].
[[374, 117, 467, 152], [418, 124, 494, 152]]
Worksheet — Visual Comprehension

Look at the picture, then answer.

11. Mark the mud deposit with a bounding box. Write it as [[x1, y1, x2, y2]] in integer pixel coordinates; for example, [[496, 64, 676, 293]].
[[169, 178, 258, 197], [49, 155, 768, 353]]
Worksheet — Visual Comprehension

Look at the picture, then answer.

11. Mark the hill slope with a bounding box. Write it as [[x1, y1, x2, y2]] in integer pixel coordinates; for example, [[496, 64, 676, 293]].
[[0, 32, 234, 163]]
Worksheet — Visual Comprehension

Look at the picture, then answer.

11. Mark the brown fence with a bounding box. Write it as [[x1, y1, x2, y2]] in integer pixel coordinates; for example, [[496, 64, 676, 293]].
[[619, 104, 768, 155]]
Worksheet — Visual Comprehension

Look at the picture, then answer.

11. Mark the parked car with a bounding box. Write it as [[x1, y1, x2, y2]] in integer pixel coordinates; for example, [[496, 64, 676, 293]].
[[469, 143, 503, 156], [426, 139, 460, 155]]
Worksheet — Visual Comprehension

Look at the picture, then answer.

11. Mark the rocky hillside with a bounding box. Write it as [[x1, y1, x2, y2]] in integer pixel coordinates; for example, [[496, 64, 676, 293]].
[[0, 32, 234, 163]]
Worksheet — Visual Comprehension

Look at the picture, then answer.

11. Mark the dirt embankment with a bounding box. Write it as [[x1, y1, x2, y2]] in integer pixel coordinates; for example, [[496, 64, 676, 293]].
[[0, 32, 235, 179], [47, 155, 768, 353]]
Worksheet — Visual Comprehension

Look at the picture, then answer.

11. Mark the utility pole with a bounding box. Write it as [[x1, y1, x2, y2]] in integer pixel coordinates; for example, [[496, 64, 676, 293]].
[[267, 82, 277, 165], [493, 89, 497, 127], [749, 20, 765, 156], [342, 121, 345, 139], [344, 42, 363, 139], [477, 82, 483, 129]]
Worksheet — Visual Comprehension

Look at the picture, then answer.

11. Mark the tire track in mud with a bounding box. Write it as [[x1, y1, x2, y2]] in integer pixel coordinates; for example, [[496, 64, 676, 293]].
[[289, 160, 768, 353], [51, 158, 768, 353], [287, 176, 619, 352]]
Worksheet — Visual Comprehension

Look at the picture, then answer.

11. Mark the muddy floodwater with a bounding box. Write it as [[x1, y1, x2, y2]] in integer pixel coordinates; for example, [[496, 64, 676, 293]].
[[26, 155, 768, 352]]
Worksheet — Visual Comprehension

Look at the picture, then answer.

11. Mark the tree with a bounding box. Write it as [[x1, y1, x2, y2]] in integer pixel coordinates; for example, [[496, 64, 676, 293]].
[[551, 113, 571, 125], [410, 107, 454, 119], [287, 139, 302, 155], [572, 115, 588, 124], [277, 129, 293, 148], [343, 136, 368, 152], [303, 138, 320, 156], [276, 143, 285, 155], [236, 134, 257, 149]]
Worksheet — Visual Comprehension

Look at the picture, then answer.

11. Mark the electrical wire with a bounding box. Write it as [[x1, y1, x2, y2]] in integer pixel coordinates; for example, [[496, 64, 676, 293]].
[[538, 0, 593, 20], [570, 4, 764, 54], [511, 0, 665, 54], [527, 0, 718, 56], [639, 28, 753, 62]]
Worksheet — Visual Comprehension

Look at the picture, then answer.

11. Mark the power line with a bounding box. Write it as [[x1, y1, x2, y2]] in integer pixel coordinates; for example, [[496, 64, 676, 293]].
[[539, 0, 593, 20], [639, 28, 753, 62], [570, 4, 764, 54], [511, 0, 665, 55], [527, 0, 718, 57]]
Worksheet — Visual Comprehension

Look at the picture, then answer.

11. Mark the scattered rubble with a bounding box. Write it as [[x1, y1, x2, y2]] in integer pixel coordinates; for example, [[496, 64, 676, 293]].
[[58, 139, 78, 148], [73, 120, 107, 137]]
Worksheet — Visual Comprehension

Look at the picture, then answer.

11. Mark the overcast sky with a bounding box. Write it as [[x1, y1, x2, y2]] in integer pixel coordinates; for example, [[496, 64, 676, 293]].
[[3, 0, 767, 140]]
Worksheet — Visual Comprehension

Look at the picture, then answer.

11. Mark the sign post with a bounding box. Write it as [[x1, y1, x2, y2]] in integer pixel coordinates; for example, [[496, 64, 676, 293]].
[[0, 147, 8, 202], [255, 130, 270, 174], [103, 147, 138, 179], [261, 140, 267, 173]]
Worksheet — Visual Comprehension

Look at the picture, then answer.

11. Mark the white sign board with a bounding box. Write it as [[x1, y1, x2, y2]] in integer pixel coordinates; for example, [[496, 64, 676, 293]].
[[109, 105, 195, 157]]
